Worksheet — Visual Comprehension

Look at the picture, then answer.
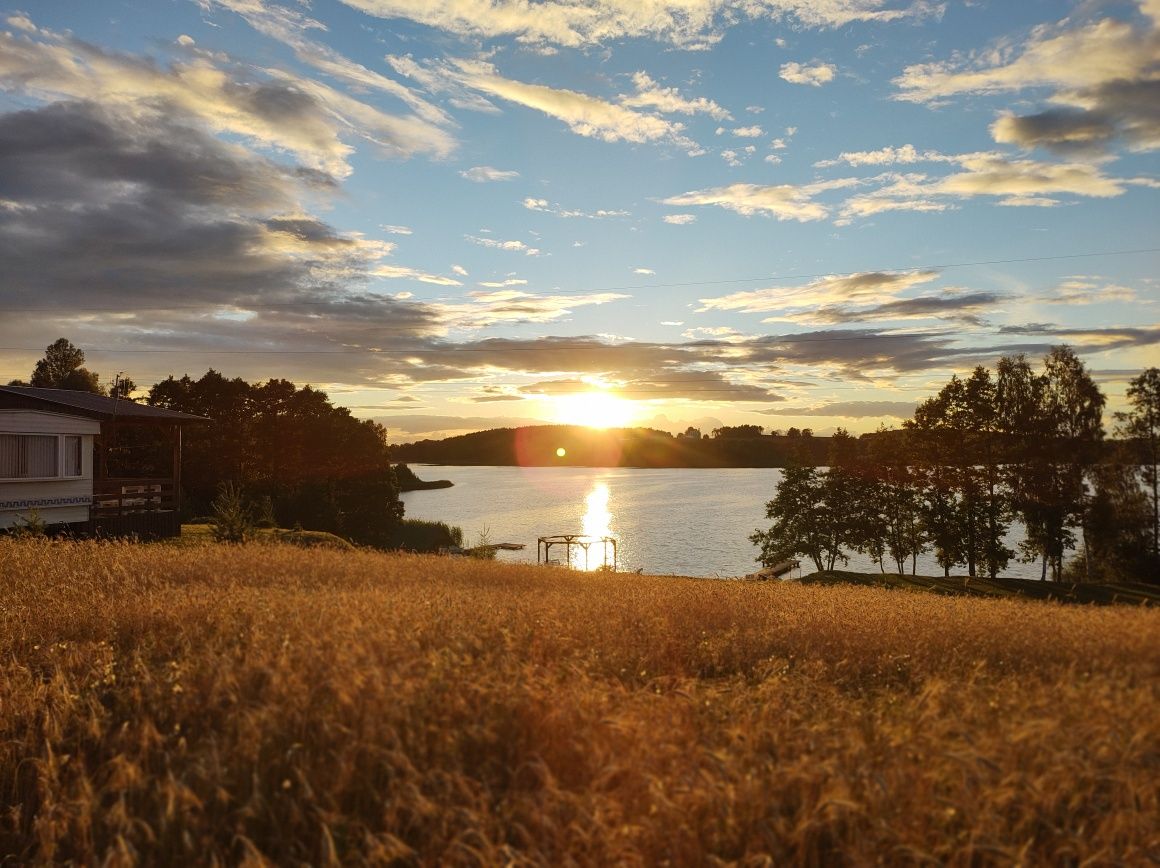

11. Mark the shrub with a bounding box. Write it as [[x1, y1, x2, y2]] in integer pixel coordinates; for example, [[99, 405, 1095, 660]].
[[9, 509, 47, 539], [390, 518, 463, 552], [210, 482, 255, 543]]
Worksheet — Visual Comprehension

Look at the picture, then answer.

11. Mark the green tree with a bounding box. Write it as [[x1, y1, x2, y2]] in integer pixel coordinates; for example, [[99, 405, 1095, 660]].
[[29, 338, 104, 393], [907, 367, 1010, 578], [997, 354, 1051, 577], [863, 428, 927, 575], [711, 424, 765, 439], [750, 464, 828, 572], [1070, 460, 1152, 582], [751, 433, 862, 574], [148, 371, 404, 547], [1041, 346, 1105, 581], [1117, 367, 1160, 563]]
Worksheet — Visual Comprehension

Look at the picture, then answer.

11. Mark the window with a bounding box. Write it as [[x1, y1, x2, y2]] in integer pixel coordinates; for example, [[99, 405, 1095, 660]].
[[0, 434, 68, 479], [64, 435, 83, 477]]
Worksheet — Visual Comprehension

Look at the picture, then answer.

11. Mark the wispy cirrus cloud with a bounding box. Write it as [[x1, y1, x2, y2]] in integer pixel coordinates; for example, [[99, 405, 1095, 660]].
[[758, 400, 917, 418], [460, 165, 520, 182], [194, 0, 451, 125], [1038, 277, 1139, 306], [431, 289, 628, 330], [465, 235, 543, 256], [619, 71, 731, 120], [390, 55, 700, 149], [662, 178, 859, 222], [699, 270, 941, 314], [340, 0, 940, 49], [836, 154, 1128, 221], [453, 59, 697, 147], [523, 198, 630, 219]]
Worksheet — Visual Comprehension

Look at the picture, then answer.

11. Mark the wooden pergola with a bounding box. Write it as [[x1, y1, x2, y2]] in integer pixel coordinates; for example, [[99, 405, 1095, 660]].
[[537, 534, 618, 571]]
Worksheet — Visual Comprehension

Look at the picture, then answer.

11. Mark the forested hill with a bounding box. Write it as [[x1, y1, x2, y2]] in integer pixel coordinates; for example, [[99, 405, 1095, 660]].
[[391, 425, 1147, 469], [392, 426, 832, 468]]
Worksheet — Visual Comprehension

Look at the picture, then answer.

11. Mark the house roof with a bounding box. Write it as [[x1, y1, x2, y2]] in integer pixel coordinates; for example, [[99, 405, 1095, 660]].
[[0, 386, 208, 423]]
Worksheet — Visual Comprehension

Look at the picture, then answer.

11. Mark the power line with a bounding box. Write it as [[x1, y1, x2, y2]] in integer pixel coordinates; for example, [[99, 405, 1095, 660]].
[[2, 246, 1157, 311]]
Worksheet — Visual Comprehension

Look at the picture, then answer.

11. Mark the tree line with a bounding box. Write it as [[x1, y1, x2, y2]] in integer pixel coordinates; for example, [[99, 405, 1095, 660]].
[[752, 347, 1159, 584], [9, 340, 405, 547]]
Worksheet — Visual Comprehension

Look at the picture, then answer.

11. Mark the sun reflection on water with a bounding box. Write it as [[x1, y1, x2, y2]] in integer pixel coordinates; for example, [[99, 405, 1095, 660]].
[[575, 481, 616, 570]]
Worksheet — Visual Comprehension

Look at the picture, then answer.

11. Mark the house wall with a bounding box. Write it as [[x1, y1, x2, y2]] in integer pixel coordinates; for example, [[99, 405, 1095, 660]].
[[0, 410, 100, 530]]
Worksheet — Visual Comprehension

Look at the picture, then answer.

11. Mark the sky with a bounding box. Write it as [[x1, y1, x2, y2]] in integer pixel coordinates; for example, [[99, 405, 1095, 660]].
[[0, 0, 1157, 441]]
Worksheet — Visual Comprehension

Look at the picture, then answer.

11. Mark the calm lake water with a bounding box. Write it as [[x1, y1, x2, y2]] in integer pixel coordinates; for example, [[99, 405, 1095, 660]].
[[401, 465, 1045, 579]]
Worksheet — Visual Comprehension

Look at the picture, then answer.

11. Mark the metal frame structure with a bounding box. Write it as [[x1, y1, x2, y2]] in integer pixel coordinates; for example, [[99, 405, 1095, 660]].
[[537, 533, 617, 571]]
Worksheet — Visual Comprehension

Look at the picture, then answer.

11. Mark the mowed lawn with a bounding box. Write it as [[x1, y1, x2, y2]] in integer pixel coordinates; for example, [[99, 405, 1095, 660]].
[[2, 541, 1157, 865]]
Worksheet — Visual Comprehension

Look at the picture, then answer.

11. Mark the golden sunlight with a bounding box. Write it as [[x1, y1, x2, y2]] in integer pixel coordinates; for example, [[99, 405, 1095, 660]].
[[576, 481, 615, 570], [551, 391, 637, 428]]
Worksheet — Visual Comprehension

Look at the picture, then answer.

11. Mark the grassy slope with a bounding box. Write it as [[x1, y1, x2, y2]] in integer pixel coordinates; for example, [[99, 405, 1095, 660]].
[[2, 540, 1158, 864], [172, 523, 354, 550], [800, 570, 1160, 606]]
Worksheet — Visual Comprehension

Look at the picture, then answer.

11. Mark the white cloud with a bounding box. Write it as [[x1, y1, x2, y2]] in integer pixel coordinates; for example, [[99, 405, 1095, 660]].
[[894, 5, 1160, 153], [5, 13, 37, 32], [461, 165, 520, 182], [1041, 276, 1138, 305], [732, 125, 764, 137], [0, 24, 453, 176], [698, 269, 940, 313], [835, 154, 1128, 222], [663, 178, 858, 222], [663, 213, 697, 224], [432, 289, 627, 329], [634, 267, 656, 275], [428, 58, 695, 148], [894, 14, 1156, 104], [477, 278, 529, 288], [815, 144, 957, 167], [779, 61, 837, 86], [339, 0, 940, 50], [199, 0, 449, 126], [451, 264, 468, 276], [381, 224, 413, 235], [524, 197, 629, 219], [620, 71, 731, 120], [375, 264, 463, 285], [466, 235, 543, 256]]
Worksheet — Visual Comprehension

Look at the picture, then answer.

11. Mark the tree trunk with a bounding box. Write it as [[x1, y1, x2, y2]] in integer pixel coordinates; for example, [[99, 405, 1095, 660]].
[[1152, 456, 1158, 560], [965, 489, 976, 577], [1041, 552, 1047, 581]]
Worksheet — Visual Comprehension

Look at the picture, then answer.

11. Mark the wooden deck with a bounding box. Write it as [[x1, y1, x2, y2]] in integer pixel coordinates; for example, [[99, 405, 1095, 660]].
[[90, 478, 180, 539]]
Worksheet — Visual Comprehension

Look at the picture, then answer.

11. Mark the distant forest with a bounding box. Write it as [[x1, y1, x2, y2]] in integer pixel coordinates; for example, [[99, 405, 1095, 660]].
[[392, 423, 1151, 470], [393, 424, 834, 468]]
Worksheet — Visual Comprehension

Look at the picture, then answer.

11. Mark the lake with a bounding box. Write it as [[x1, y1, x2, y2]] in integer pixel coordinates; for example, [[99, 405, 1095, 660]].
[[401, 465, 1046, 579]]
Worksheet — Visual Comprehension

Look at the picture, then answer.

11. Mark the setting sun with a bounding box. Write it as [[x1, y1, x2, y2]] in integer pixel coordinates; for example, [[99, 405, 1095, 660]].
[[551, 391, 638, 428]]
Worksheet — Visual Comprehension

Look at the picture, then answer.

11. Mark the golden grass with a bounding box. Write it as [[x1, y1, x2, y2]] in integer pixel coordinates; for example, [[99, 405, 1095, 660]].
[[2, 539, 1158, 865]]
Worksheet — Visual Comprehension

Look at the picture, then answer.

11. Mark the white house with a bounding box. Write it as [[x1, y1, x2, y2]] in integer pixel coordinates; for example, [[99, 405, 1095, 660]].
[[0, 408, 100, 529], [0, 386, 207, 536]]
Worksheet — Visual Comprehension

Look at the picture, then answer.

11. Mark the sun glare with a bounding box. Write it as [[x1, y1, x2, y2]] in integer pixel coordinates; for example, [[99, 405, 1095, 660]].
[[551, 391, 637, 428]]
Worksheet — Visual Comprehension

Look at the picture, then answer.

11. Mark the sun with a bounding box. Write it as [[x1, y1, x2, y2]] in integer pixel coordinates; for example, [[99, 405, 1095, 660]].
[[551, 391, 638, 428]]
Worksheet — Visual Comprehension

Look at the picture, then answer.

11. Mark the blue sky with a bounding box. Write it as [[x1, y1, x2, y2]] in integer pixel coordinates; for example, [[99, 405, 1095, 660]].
[[1, 0, 1157, 439]]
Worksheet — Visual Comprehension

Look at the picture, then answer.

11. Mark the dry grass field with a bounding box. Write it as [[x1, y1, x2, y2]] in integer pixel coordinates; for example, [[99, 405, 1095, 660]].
[[2, 539, 1158, 865]]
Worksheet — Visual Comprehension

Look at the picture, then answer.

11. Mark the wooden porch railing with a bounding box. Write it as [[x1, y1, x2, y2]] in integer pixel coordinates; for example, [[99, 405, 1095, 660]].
[[92, 478, 177, 517]]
